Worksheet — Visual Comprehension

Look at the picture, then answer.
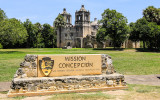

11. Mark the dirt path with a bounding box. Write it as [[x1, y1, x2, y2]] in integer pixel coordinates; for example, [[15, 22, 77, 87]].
[[0, 82, 11, 91], [124, 74, 160, 86]]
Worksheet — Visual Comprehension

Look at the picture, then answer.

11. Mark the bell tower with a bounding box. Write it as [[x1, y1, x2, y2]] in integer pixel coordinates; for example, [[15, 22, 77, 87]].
[[61, 8, 72, 26], [75, 5, 91, 37]]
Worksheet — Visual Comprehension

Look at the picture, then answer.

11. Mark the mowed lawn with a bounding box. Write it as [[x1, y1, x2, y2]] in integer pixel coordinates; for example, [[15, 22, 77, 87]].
[[0, 48, 160, 82]]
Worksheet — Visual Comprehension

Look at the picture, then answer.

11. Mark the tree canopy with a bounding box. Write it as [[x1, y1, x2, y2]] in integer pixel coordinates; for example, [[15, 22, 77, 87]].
[[0, 8, 57, 49], [23, 19, 37, 48], [96, 9, 129, 48], [130, 17, 160, 49], [0, 8, 7, 22], [54, 14, 66, 28], [42, 24, 55, 48], [0, 18, 28, 48], [143, 6, 160, 25]]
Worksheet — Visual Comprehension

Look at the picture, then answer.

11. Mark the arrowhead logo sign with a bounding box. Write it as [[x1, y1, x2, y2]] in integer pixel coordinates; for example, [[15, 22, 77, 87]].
[[39, 57, 54, 76]]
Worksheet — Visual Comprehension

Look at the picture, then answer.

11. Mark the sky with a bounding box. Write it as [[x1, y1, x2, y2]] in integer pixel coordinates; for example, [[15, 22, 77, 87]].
[[0, 0, 160, 26]]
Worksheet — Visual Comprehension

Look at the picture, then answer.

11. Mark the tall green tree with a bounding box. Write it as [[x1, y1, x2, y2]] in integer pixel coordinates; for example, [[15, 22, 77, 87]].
[[97, 9, 128, 48], [147, 22, 160, 49], [130, 17, 160, 49], [129, 22, 140, 42], [36, 32, 44, 48], [96, 27, 107, 43], [143, 6, 160, 25], [54, 14, 66, 48], [0, 8, 7, 22], [34, 22, 42, 36], [0, 18, 28, 48], [23, 19, 37, 48], [34, 22, 44, 48], [0, 8, 7, 48], [130, 18, 150, 48], [42, 24, 55, 48]]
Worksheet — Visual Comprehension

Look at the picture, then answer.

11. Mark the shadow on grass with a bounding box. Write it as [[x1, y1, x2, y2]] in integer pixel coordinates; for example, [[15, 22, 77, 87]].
[[136, 48, 160, 52], [0, 51, 24, 54], [93, 48, 124, 51]]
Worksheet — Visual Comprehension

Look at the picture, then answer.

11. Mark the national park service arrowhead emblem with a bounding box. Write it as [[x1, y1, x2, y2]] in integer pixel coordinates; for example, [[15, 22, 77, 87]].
[[39, 57, 54, 76]]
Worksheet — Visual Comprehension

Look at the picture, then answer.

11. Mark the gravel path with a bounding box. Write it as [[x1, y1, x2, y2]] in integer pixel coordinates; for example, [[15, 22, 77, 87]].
[[0, 74, 160, 92], [0, 82, 11, 91], [124, 74, 160, 86]]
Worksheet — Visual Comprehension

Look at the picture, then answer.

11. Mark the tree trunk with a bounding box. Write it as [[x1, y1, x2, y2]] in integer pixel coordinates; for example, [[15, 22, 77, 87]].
[[143, 40, 145, 49], [113, 32, 116, 49], [103, 41, 106, 48], [113, 39, 116, 49]]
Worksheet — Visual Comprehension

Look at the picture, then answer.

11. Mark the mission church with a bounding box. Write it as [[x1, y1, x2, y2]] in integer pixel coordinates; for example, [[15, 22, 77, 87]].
[[56, 5, 140, 48]]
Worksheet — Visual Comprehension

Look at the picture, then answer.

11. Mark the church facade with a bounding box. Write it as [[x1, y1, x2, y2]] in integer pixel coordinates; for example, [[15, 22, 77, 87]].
[[56, 5, 140, 48], [56, 5, 99, 48]]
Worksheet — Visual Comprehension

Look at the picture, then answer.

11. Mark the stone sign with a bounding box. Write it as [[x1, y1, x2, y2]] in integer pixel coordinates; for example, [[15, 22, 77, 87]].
[[38, 54, 102, 77], [7, 54, 127, 97]]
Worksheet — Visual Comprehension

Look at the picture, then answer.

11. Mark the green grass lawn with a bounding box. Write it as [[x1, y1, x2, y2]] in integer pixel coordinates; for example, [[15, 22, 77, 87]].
[[0, 48, 160, 82]]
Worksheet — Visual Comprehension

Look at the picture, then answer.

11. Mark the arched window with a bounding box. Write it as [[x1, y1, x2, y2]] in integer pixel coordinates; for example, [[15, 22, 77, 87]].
[[67, 17, 70, 23], [79, 16, 81, 21], [66, 19, 68, 23], [85, 15, 88, 21]]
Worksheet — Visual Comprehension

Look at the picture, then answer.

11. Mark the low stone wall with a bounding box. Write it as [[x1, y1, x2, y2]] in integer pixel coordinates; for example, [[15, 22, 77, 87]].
[[8, 74, 126, 97]]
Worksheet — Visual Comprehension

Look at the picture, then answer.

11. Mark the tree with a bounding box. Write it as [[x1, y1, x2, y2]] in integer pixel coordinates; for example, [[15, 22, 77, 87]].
[[42, 24, 55, 48], [0, 18, 28, 48], [147, 22, 160, 49], [36, 32, 44, 48], [0, 8, 7, 22], [54, 14, 66, 48], [143, 6, 160, 25], [23, 19, 37, 48], [34, 22, 44, 48], [130, 18, 150, 48], [0, 8, 7, 48], [97, 9, 128, 48], [96, 27, 108, 47], [129, 17, 160, 49], [96, 27, 107, 43], [129, 22, 139, 42]]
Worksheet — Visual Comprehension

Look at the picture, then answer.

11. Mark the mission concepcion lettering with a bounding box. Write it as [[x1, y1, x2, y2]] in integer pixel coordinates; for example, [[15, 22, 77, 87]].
[[58, 56, 93, 68], [65, 56, 86, 61]]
